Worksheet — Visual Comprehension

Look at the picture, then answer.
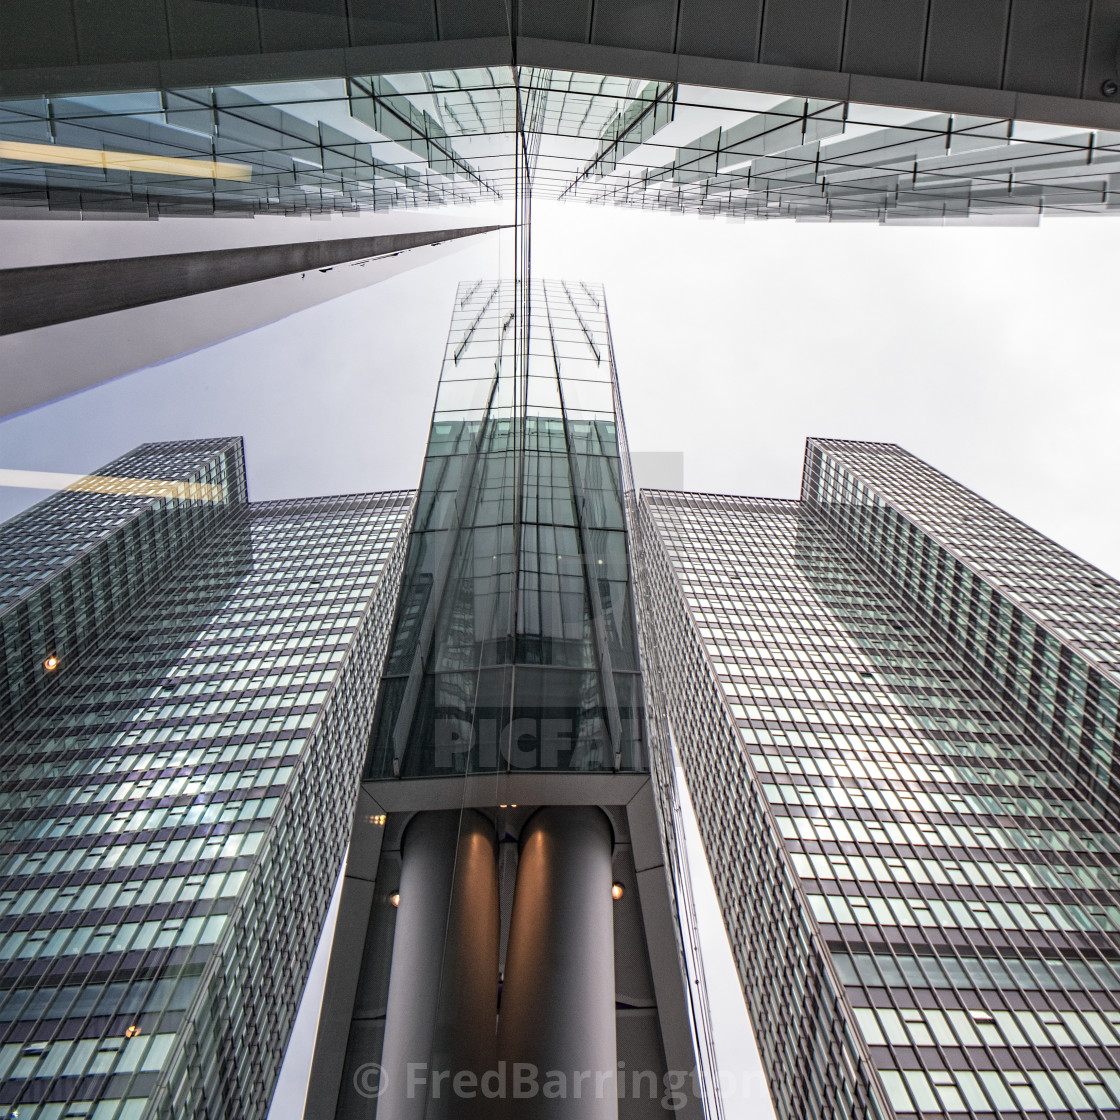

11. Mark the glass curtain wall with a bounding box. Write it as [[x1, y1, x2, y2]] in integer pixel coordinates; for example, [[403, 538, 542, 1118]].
[[366, 277, 644, 779]]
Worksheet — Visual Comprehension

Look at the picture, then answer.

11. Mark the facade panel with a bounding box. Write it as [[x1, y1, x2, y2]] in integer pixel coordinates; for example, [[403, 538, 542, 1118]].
[[1004, 0, 1092, 100], [841, 0, 928, 83]]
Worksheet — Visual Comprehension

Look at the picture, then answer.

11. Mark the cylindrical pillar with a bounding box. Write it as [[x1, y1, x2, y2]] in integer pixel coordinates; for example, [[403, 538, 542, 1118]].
[[428, 812, 501, 1120], [497, 807, 617, 1118], [377, 810, 499, 1120]]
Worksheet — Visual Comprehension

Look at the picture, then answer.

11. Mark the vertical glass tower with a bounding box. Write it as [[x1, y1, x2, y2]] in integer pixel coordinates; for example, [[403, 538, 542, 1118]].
[[306, 280, 708, 1120], [366, 278, 643, 781], [638, 440, 1120, 1120], [0, 442, 411, 1120]]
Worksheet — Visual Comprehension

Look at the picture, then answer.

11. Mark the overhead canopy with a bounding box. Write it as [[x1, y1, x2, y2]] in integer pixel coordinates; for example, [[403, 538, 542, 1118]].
[[2, 0, 1120, 133]]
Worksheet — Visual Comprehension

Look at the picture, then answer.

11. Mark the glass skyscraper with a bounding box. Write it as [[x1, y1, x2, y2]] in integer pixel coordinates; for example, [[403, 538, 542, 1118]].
[[639, 439, 1120, 1120], [0, 440, 411, 1119]]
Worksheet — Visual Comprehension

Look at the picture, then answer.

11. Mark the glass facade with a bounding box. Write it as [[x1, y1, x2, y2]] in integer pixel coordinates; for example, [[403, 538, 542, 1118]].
[[639, 443, 1120, 1120], [804, 439, 1120, 797], [366, 277, 644, 779], [0, 440, 245, 730], [3, 69, 1119, 222], [0, 441, 412, 1120]]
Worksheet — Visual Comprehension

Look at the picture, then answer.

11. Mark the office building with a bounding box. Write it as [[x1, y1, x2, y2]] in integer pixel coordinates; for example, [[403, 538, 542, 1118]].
[[0, 440, 412, 1119], [638, 439, 1120, 1119]]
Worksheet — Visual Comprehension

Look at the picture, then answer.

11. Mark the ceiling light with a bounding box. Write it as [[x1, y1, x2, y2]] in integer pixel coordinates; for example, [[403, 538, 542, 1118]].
[[0, 139, 251, 181]]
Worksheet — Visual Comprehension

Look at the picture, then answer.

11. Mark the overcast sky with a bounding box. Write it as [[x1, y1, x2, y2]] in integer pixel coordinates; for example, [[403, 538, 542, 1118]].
[[4, 203, 1117, 575], [3, 202, 1119, 1119]]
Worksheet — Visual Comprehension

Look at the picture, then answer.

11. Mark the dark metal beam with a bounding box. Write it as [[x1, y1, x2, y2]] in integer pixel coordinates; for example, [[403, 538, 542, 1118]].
[[0, 225, 504, 335]]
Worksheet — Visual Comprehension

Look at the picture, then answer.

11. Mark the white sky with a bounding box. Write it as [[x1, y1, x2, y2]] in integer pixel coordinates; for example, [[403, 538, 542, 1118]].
[[4, 202, 1116, 574], [3, 202, 1119, 1119]]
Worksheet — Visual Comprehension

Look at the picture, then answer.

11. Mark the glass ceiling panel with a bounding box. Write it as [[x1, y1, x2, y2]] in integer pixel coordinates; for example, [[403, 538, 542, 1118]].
[[2, 67, 1118, 221]]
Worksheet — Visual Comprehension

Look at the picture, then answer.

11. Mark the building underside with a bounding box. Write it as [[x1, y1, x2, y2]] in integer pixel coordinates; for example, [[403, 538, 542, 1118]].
[[4, 0, 1120, 224]]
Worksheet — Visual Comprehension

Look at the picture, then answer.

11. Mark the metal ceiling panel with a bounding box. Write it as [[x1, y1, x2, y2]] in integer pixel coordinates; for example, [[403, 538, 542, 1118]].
[[1004, 0, 1090, 98], [675, 0, 763, 62], [842, 0, 928, 82], [592, 0, 681, 54], [519, 0, 594, 44], [435, 0, 509, 41], [759, 0, 847, 71], [923, 0, 1011, 89], [1082, 0, 1120, 101]]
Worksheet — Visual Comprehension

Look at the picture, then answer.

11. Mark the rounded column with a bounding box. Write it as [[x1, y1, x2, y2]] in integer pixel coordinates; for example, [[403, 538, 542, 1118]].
[[428, 811, 501, 1119], [497, 806, 617, 1118], [378, 810, 499, 1120]]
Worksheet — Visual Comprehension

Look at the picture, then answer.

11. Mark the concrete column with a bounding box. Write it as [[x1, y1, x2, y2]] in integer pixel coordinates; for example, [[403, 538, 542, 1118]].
[[498, 807, 617, 1118], [377, 810, 499, 1120]]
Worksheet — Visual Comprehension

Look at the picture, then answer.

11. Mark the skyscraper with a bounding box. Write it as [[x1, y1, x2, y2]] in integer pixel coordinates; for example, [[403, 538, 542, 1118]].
[[638, 439, 1120, 1119], [0, 441, 412, 1119]]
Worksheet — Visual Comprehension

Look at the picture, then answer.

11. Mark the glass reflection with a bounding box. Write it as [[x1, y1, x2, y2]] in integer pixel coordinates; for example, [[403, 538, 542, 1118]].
[[366, 279, 645, 778]]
